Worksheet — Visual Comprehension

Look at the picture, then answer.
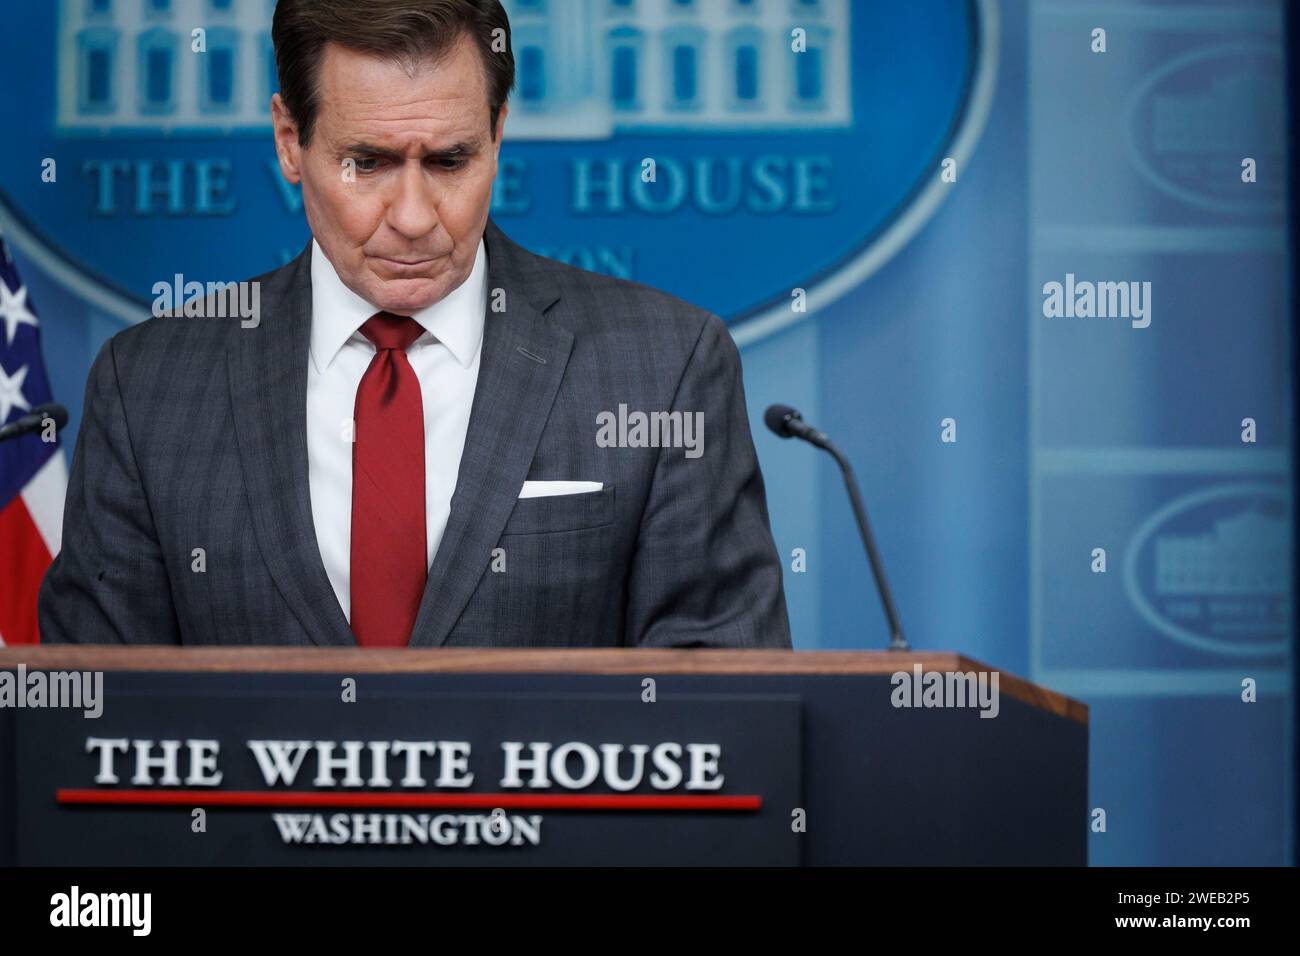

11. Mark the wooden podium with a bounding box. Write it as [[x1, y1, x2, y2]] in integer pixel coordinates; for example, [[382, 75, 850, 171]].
[[0, 647, 1087, 866]]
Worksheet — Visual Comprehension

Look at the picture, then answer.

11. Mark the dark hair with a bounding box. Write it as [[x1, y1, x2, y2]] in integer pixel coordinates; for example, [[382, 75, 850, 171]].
[[272, 0, 515, 146]]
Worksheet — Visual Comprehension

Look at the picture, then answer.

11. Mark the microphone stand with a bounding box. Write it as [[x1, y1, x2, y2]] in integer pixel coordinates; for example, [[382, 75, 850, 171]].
[[822, 438, 910, 652]]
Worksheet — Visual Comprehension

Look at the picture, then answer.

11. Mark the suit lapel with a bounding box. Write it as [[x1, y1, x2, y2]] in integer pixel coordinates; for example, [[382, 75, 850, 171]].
[[227, 245, 356, 646], [408, 219, 573, 647]]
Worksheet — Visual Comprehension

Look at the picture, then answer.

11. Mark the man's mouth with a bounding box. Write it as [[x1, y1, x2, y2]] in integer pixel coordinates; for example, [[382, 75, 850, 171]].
[[374, 255, 437, 268]]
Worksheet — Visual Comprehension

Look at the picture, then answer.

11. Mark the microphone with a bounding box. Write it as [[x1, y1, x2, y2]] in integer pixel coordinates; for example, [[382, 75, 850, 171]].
[[0, 403, 69, 443], [764, 403, 908, 651]]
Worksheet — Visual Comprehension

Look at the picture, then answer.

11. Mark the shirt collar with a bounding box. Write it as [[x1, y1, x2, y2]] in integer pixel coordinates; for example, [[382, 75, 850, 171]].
[[309, 236, 488, 374]]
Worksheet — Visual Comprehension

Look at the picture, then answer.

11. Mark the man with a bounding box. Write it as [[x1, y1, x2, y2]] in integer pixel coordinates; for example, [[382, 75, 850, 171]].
[[39, 0, 790, 649]]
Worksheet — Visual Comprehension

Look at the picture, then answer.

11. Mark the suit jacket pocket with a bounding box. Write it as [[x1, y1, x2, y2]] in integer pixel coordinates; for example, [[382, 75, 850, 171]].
[[501, 484, 615, 535]]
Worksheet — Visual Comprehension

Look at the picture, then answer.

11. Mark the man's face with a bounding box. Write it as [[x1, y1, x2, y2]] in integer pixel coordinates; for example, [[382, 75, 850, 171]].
[[272, 39, 505, 314]]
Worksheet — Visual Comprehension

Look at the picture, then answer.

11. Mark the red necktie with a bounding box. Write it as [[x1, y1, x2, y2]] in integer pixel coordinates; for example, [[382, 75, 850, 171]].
[[350, 312, 426, 647]]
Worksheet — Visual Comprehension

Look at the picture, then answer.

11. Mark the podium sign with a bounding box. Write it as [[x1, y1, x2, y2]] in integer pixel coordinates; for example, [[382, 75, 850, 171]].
[[14, 688, 801, 866]]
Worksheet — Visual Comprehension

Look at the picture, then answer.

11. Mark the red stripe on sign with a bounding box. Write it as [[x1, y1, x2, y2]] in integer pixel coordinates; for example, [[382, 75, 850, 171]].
[[0, 497, 53, 644], [56, 790, 762, 811]]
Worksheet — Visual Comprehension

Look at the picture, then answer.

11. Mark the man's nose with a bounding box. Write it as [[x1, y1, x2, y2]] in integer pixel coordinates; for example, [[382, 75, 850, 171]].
[[384, 162, 441, 240]]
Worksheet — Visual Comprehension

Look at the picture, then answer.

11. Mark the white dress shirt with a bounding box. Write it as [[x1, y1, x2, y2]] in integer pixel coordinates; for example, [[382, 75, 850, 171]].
[[306, 238, 487, 622]]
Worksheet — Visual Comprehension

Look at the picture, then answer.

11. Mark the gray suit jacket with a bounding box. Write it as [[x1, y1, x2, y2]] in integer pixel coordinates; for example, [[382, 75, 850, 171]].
[[39, 218, 791, 648]]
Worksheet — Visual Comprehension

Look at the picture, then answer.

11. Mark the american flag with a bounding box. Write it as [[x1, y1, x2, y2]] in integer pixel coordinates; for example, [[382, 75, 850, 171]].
[[0, 231, 67, 644]]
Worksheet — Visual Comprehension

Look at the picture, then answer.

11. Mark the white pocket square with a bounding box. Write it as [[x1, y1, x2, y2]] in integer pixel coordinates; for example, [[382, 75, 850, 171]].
[[518, 480, 603, 499]]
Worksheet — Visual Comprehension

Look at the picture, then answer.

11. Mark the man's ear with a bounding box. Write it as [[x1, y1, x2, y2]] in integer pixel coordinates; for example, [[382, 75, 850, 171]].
[[271, 93, 303, 185]]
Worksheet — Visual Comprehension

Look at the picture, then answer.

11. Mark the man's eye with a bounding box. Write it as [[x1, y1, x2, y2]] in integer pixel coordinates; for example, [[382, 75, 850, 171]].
[[433, 157, 467, 171], [353, 157, 383, 172]]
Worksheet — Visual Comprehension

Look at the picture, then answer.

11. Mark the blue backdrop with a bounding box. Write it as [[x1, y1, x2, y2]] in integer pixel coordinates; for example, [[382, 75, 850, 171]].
[[0, 0, 1292, 865]]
